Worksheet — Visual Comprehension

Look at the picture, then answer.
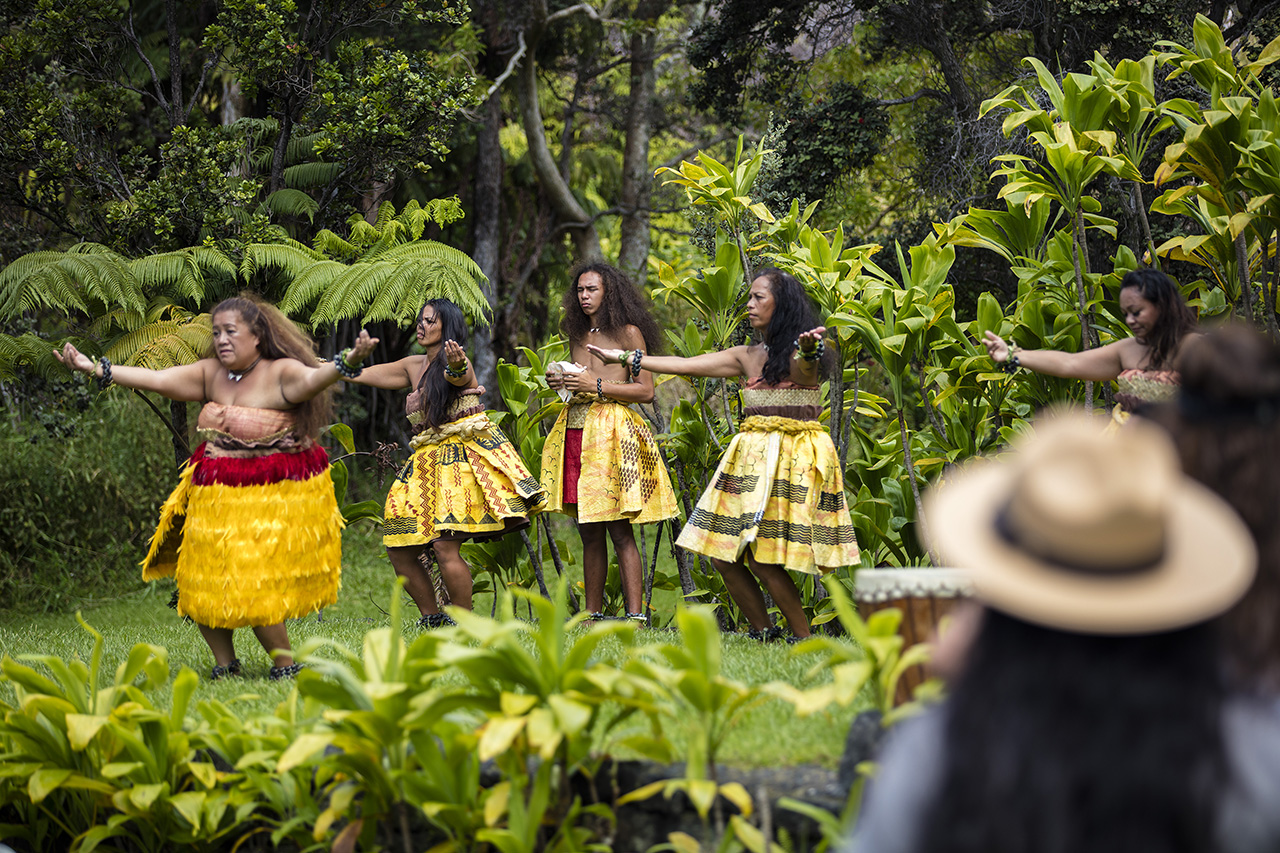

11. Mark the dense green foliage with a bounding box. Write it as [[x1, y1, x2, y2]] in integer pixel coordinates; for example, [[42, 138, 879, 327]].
[[0, 393, 174, 612], [0, 584, 893, 851]]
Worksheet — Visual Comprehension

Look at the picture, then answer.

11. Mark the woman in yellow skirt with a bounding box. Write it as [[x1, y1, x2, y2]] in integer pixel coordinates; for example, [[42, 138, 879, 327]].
[[56, 295, 375, 679], [346, 298, 544, 625], [588, 268, 860, 639]]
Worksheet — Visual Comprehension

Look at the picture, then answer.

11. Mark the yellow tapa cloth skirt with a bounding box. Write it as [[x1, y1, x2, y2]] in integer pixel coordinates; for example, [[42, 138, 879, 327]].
[[541, 398, 679, 524], [141, 443, 343, 629], [676, 416, 860, 574], [383, 414, 545, 548]]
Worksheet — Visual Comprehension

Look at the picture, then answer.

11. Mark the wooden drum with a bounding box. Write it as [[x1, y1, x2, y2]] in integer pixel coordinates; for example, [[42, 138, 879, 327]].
[[854, 568, 973, 703]]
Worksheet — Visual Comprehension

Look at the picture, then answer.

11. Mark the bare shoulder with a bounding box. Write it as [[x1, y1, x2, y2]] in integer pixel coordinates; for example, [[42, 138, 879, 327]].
[[1112, 336, 1150, 369], [620, 324, 648, 350]]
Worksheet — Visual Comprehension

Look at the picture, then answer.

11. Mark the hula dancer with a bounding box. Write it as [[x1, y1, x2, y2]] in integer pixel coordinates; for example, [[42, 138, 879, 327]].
[[542, 263, 679, 622], [346, 299, 544, 625], [588, 268, 859, 639], [56, 294, 375, 679]]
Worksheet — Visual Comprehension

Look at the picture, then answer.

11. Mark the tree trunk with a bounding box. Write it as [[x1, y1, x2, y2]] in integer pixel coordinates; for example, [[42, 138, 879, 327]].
[[1236, 230, 1254, 321], [1131, 180, 1158, 270], [1071, 211, 1094, 413], [898, 408, 938, 567], [618, 1, 667, 283], [471, 89, 504, 401], [515, 22, 602, 262], [165, 0, 184, 128]]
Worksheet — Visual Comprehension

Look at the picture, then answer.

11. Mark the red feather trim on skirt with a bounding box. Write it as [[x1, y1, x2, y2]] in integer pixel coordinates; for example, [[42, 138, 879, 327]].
[[190, 442, 331, 487]]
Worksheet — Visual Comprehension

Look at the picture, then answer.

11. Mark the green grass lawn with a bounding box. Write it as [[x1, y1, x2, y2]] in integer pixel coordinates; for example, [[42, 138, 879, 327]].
[[0, 523, 865, 771]]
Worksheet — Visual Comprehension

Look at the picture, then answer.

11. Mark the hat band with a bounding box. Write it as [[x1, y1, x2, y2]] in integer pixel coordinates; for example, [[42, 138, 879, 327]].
[[994, 503, 1165, 576]]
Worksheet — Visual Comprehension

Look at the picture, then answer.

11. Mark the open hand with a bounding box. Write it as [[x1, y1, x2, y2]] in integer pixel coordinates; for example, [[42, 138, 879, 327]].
[[443, 339, 468, 369], [54, 342, 96, 376], [348, 330, 379, 363], [797, 327, 827, 354], [981, 330, 1009, 363], [586, 343, 625, 365]]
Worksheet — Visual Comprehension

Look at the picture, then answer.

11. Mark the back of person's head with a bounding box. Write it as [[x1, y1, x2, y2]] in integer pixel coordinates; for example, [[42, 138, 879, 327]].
[[919, 412, 1255, 853], [1152, 324, 1280, 691], [1120, 268, 1196, 369]]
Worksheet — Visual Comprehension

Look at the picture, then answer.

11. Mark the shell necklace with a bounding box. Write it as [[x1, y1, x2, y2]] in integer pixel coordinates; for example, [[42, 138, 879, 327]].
[[228, 356, 262, 382]]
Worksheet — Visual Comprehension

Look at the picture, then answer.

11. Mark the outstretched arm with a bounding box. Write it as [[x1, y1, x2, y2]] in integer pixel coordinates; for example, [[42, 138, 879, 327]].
[[546, 327, 658, 403], [586, 343, 748, 379], [342, 353, 425, 391], [982, 331, 1126, 381], [279, 330, 379, 403], [55, 343, 211, 401]]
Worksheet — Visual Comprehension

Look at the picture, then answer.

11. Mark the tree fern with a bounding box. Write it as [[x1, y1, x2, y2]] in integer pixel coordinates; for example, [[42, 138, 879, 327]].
[[283, 162, 343, 189], [0, 333, 63, 381], [312, 229, 363, 260], [105, 315, 211, 369], [264, 188, 321, 222], [276, 259, 348, 315], [240, 243, 326, 285]]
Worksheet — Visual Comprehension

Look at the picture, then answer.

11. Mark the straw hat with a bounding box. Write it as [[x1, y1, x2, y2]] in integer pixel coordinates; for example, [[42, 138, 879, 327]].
[[924, 412, 1255, 634]]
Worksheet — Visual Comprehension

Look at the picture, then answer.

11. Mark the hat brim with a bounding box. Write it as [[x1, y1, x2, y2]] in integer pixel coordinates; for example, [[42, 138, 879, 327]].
[[924, 459, 1256, 635]]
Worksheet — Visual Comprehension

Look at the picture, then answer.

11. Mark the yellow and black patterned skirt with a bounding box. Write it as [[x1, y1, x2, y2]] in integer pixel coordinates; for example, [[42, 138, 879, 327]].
[[541, 398, 679, 525], [676, 416, 860, 574], [383, 417, 545, 548], [142, 442, 343, 629]]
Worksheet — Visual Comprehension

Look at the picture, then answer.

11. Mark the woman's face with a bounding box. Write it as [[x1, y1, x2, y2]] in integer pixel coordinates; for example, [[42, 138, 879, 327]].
[[417, 305, 442, 348], [211, 310, 260, 369], [746, 276, 775, 331], [1120, 286, 1161, 343]]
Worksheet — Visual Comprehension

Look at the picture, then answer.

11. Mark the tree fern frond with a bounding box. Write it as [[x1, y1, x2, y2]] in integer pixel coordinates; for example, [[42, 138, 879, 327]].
[[0, 244, 128, 318], [0, 333, 64, 381], [241, 244, 323, 284], [105, 318, 211, 367], [264, 188, 320, 222], [143, 296, 201, 325], [424, 196, 465, 227], [231, 116, 280, 141], [348, 218, 381, 247], [285, 133, 321, 165], [0, 262, 86, 318], [373, 201, 396, 232], [312, 229, 362, 260], [310, 262, 398, 327], [88, 307, 145, 337], [278, 259, 347, 319], [131, 252, 192, 290], [282, 162, 343, 189]]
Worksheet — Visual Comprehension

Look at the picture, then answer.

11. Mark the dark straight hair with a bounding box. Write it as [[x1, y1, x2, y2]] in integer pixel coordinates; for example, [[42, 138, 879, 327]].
[[416, 298, 470, 429], [917, 608, 1226, 853], [1121, 268, 1196, 370], [753, 267, 831, 384]]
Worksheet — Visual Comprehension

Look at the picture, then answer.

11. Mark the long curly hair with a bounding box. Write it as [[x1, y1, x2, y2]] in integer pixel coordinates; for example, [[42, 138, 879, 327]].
[[415, 298, 470, 430], [208, 294, 331, 438], [918, 609, 1226, 853], [1121, 268, 1196, 370], [1150, 324, 1280, 691], [753, 267, 832, 384], [560, 262, 662, 353]]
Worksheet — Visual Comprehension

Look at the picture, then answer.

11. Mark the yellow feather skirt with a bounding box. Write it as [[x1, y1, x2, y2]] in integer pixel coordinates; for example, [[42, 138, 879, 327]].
[[142, 443, 343, 628], [540, 399, 679, 524], [382, 417, 545, 548], [676, 416, 860, 574]]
